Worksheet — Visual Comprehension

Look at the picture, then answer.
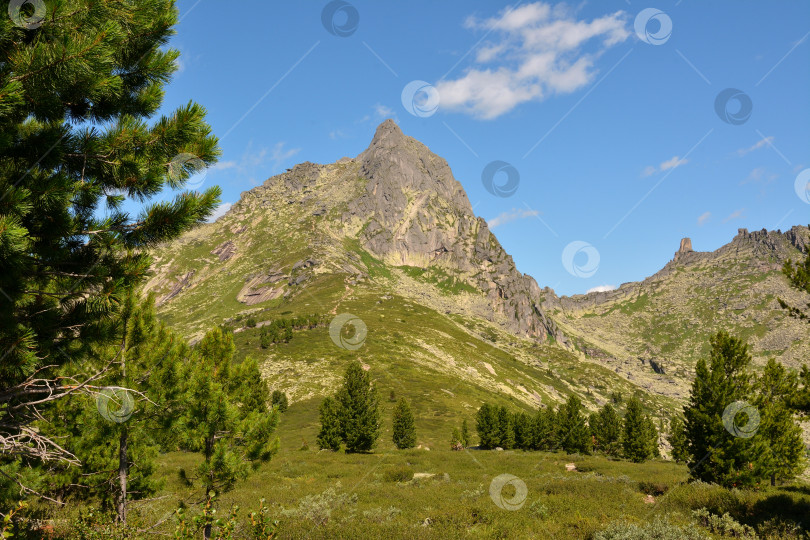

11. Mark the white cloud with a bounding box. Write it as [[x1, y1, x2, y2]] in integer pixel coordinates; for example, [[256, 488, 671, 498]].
[[436, 3, 630, 119], [209, 141, 301, 186], [737, 136, 774, 156], [741, 167, 777, 185], [207, 202, 232, 223], [697, 211, 711, 226], [641, 165, 657, 178], [722, 208, 746, 223], [641, 156, 688, 177], [660, 156, 688, 171], [211, 160, 237, 171], [269, 142, 300, 170], [587, 285, 616, 293], [356, 103, 398, 125], [487, 208, 539, 228]]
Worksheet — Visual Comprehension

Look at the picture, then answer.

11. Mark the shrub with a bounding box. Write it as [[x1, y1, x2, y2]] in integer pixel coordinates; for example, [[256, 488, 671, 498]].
[[692, 508, 757, 539], [593, 517, 709, 540], [382, 465, 414, 483]]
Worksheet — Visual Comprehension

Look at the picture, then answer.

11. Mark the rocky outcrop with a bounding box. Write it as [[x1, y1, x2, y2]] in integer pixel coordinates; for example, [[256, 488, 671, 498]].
[[345, 120, 566, 344]]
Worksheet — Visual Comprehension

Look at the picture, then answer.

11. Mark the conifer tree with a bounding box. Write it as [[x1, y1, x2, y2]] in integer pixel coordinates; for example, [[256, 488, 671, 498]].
[[753, 359, 805, 485], [513, 411, 533, 450], [622, 397, 651, 462], [0, 0, 221, 471], [532, 407, 557, 451], [179, 328, 278, 538], [271, 390, 289, 413], [45, 293, 186, 522], [317, 397, 342, 451], [668, 416, 690, 463], [557, 396, 591, 454], [392, 398, 416, 449], [460, 419, 470, 448], [476, 403, 499, 449], [590, 403, 622, 456], [496, 405, 515, 449], [683, 332, 766, 487], [336, 362, 380, 453]]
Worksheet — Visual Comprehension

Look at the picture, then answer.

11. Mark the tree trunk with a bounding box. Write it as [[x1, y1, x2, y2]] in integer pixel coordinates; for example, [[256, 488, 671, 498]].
[[117, 427, 128, 524], [770, 473, 776, 487]]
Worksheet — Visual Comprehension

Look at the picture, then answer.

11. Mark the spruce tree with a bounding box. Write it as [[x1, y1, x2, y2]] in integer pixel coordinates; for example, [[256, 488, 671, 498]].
[[622, 397, 651, 462], [513, 412, 533, 450], [683, 332, 766, 487], [476, 403, 498, 449], [317, 397, 342, 451], [668, 416, 690, 463], [753, 359, 805, 485], [392, 398, 416, 449], [591, 403, 622, 456], [496, 405, 515, 449], [336, 362, 380, 453], [0, 0, 221, 471], [557, 395, 591, 454], [532, 406, 557, 451]]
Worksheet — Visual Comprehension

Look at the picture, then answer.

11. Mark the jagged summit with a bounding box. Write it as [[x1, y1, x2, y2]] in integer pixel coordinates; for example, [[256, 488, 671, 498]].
[[365, 118, 404, 148]]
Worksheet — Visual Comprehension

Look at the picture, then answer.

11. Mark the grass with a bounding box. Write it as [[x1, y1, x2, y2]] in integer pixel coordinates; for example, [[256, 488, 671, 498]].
[[48, 400, 810, 539]]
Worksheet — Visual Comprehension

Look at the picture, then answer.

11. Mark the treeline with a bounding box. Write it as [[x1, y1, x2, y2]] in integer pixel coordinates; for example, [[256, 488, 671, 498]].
[[475, 394, 659, 462]]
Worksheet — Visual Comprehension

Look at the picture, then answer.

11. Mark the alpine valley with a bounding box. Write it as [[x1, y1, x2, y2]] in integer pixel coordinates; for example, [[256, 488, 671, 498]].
[[143, 120, 810, 452]]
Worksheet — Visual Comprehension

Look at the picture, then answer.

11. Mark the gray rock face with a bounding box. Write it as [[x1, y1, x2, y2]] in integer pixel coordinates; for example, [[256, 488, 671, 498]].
[[345, 120, 565, 344]]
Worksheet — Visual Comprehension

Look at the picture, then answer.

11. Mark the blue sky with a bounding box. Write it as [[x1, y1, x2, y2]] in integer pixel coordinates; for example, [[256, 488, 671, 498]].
[[158, 0, 810, 296]]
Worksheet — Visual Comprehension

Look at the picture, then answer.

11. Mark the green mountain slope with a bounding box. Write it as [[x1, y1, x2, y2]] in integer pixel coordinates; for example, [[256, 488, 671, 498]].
[[143, 120, 808, 446]]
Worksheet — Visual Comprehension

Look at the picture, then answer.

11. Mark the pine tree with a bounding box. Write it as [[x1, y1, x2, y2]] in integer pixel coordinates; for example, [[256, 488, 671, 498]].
[[683, 332, 766, 487], [753, 359, 805, 485], [460, 419, 470, 448], [336, 363, 380, 453], [0, 0, 221, 472], [392, 398, 416, 449], [317, 397, 342, 451], [668, 416, 690, 463], [557, 396, 591, 454], [179, 328, 279, 538], [590, 403, 622, 456], [476, 403, 498, 449], [496, 405, 515, 449], [45, 293, 186, 523], [271, 390, 289, 413]]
